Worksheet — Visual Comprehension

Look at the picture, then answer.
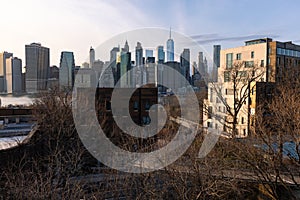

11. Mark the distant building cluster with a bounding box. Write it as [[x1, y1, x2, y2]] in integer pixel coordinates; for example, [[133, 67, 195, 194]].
[[2, 30, 299, 140], [0, 29, 219, 95]]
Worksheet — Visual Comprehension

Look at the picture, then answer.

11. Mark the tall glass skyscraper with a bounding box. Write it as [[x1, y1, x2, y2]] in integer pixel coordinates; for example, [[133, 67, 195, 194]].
[[180, 48, 190, 84], [59, 51, 75, 89], [6, 57, 22, 94], [166, 28, 174, 62], [25, 43, 49, 93], [135, 42, 143, 67], [157, 45, 165, 63], [0, 52, 13, 93], [120, 41, 131, 87]]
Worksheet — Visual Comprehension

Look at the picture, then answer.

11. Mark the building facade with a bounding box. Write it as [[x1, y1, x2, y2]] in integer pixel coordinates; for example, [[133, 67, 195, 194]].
[[5, 57, 22, 94], [212, 45, 221, 82], [166, 29, 174, 62], [0, 52, 13, 93], [204, 38, 300, 138], [59, 51, 75, 89], [89, 47, 95, 68], [180, 48, 190, 85], [25, 43, 49, 93]]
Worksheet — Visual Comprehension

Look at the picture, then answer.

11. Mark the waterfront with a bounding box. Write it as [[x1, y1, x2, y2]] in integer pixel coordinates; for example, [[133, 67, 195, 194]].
[[0, 95, 34, 107]]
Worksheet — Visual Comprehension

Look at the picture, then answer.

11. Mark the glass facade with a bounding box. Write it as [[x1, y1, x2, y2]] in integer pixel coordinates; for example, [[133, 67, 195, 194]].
[[277, 48, 300, 57], [226, 53, 233, 69], [59, 51, 75, 89]]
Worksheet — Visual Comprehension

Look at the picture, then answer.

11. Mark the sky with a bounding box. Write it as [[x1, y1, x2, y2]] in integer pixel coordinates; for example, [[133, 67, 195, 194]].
[[1, 0, 300, 69]]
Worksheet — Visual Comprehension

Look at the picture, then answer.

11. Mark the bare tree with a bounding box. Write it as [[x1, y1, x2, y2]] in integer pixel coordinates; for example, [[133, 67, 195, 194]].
[[207, 61, 265, 137]]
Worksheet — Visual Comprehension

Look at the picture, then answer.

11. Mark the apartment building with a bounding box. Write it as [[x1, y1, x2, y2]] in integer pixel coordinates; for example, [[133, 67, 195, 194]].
[[203, 38, 300, 138]]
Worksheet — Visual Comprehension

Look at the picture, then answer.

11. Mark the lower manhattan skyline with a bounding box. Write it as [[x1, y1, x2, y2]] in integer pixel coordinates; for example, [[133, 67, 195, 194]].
[[2, 1, 300, 199], [1, 0, 300, 67]]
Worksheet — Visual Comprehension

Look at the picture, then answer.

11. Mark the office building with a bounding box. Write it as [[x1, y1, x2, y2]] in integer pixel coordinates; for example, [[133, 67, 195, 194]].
[[120, 41, 132, 87], [157, 45, 165, 64], [145, 49, 153, 60], [198, 52, 206, 77], [5, 57, 22, 94], [25, 43, 49, 93], [135, 42, 143, 67], [212, 45, 221, 82], [59, 51, 75, 89], [166, 29, 174, 62], [0, 52, 13, 93], [180, 48, 190, 84], [89, 47, 95, 68]]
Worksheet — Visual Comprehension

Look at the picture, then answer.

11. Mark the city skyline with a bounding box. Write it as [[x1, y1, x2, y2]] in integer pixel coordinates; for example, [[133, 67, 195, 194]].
[[1, 0, 300, 68]]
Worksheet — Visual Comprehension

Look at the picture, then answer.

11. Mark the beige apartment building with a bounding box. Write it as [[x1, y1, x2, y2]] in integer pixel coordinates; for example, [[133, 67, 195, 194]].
[[203, 38, 300, 138]]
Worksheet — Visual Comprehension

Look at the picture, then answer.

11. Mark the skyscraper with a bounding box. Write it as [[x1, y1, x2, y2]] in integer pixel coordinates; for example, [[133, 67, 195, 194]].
[[212, 45, 221, 82], [89, 46, 95, 68], [157, 45, 165, 63], [198, 52, 206, 77], [135, 42, 144, 87], [120, 41, 131, 87], [59, 51, 75, 89], [135, 42, 143, 67], [6, 57, 22, 94], [110, 47, 120, 85], [145, 49, 153, 60], [123, 40, 129, 52], [25, 43, 49, 93], [0, 52, 13, 93], [166, 28, 174, 62], [180, 48, 190, 84]]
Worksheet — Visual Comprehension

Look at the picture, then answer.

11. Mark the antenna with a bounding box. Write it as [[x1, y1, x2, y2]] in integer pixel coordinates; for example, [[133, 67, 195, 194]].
[[169, 27, 172, 39]]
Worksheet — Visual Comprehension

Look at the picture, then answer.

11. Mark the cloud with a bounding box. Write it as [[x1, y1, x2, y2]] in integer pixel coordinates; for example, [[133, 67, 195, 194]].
[[192, 34, 280, 44]]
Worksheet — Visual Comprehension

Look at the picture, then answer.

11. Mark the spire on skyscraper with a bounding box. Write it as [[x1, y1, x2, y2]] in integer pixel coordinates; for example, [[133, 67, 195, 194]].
[[123, 40, 129, 52], [166, 27, 174, 62]]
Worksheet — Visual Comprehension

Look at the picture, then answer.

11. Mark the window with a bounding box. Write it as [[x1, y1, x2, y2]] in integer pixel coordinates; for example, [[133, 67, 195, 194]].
[[236, 53, 242, 60], [251, 51, 254, 58], [208, 106, 212, 119], [145, 101, 150, 111], [142, 116, 151, 125], [215, 123, 218, 129], [245, 61, 254, 68], [241, 117, 244, 124], [268, 47, 272, 54], [226, 89, 234, 95], [277, 57, 281, 65], [226, 53, 233, 69], [277, 48, 282, 55], [105, 101, 111, 111], [243, 129, 246, 136], [207, 122, 211, 128], [238, 71, 247, 77], [133, 101, 139, 111], [224, 71, 230, 82], [210, 88, 213, 103], [260, 60, 264, 67]]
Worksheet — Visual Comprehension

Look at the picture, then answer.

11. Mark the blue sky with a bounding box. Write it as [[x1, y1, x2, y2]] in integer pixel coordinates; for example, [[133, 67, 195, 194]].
[[1, 0, 299, 67]]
